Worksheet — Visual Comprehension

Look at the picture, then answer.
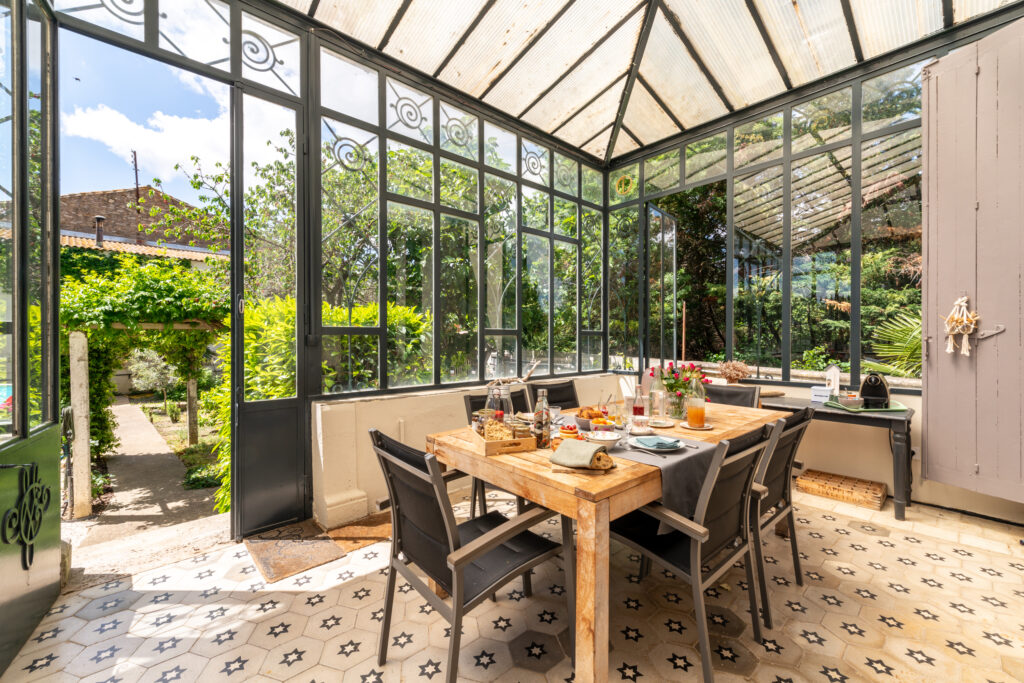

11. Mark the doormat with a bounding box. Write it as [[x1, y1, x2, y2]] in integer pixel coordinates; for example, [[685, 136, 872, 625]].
[[327, 511, 392, 555], [244, 519, 346, 583]]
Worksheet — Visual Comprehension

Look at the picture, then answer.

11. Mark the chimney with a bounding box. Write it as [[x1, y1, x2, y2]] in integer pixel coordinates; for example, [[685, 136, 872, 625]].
[[94, 215, 105, 246]]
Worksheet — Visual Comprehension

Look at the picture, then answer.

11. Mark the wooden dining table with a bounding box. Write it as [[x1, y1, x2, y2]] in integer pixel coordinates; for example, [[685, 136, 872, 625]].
[[425, 402, 789, 681]]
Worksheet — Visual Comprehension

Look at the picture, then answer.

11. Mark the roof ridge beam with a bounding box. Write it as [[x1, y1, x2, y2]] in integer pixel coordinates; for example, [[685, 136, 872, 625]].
[[580, 123, 613, 150], [839, 0, 864, 62], [744, 0, 792, 90], [605, 0, 659, 163], [517, 0, 647, 119], [433, 0, 498, 78], [660, 0, 734, 114]]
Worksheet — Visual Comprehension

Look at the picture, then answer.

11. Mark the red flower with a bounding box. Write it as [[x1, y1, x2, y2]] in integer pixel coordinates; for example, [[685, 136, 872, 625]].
[[649, 370, 655, 377], [673, 372, 679, 379], [675, 390, 682, 397], [668, 361, 674, 368], [689, 362, 695, 371]]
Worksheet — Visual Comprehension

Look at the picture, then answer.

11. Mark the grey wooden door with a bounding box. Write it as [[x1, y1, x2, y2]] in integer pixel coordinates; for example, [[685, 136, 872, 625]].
[[922, 20, 1024, 503]]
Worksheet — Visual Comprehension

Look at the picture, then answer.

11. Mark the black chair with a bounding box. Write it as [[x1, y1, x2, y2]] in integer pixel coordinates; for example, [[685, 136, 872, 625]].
[[463, 390, 531, 520], [527, 380, 580, 409], [610, 421, 784, 682], [705, 383, 761, 408], [749, 407, 814, 629], [370, 429, 574, 682]]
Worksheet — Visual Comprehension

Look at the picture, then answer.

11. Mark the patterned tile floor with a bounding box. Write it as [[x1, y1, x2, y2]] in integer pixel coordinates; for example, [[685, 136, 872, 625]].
[[4, 491, 1024, 682]]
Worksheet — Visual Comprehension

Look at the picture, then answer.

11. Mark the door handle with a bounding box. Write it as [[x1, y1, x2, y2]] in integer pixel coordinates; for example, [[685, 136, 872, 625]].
[[976, 324, 1005, 340]]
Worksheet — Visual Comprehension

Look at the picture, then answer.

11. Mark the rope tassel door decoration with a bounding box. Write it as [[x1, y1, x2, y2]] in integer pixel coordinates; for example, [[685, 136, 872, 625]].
[[942, 296, 979, 356]]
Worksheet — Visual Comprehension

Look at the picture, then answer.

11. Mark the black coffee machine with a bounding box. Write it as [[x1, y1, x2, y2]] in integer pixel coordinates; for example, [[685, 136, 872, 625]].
[[859, 372, 890, 409]]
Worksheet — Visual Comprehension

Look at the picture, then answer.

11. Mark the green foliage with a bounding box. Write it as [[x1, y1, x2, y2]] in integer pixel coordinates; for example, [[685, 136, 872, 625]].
[[128, 349, 178, 411], [183, 463, 221, 490], [167, 402, 182, 423], [863, 312, 922, 378], [91, 470, 111, 499], [791, 345, 834, 372]]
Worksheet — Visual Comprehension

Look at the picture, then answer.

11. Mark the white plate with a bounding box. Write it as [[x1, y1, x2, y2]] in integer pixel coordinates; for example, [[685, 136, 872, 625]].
[[627, 436, 684, 452], [584, 431, 622, 446], [649, 417, 675, 428]]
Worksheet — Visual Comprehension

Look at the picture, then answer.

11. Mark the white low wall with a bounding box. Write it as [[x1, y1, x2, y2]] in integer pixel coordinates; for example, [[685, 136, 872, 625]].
[[311, 376, 1024, 529], [310, 374, 622, 529]]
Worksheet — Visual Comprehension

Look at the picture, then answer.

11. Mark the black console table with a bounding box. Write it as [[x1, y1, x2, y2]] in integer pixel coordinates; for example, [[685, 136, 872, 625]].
[[759, 396, 915, 521]]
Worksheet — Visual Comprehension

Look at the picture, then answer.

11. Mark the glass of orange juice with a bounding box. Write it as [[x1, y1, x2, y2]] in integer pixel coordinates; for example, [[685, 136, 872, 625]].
[[686, 397, 706, 428]]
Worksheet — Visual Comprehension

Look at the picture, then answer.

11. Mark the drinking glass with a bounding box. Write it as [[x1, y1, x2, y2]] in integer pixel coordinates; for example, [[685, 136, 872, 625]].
[[686, 397, 706, 428], [549, 406, 562, 425]]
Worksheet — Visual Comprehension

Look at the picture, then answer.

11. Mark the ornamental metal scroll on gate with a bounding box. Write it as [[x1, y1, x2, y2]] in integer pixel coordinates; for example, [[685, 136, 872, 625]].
[[0, 463, 53, 570]]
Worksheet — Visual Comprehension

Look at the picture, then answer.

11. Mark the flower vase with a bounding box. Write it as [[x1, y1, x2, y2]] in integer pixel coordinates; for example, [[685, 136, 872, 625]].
[[668, 392, 687, 419]]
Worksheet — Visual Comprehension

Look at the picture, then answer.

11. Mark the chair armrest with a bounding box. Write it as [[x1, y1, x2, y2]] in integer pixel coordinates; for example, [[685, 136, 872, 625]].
[[751, 483, 769, 498], [638, 503, 710, 542], [792, 460, 804, 470], [447, 506, 555, 570]]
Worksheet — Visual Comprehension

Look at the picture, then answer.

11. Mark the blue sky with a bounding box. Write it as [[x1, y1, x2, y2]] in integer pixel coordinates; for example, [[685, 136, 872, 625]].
[[59, 29, 230, 206]]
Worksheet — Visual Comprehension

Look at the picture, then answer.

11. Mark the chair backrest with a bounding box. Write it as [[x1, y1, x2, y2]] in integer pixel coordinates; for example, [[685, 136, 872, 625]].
[[692, 420, 783, 559], [463, 389, 531, 422], [527, 380, 579, 409], [369, 429, 458, 589], [705, 383, 761, 408], [755, 407, 814, 511]]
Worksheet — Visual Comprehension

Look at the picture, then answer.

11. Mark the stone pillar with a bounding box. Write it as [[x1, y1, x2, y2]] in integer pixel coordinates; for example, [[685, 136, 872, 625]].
[[69, 331, 92, 519], [186, 378, 199, 446]]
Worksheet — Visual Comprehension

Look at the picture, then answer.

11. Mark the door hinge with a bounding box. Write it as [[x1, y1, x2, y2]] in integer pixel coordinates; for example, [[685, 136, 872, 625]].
[[974, 463, 980, 474]]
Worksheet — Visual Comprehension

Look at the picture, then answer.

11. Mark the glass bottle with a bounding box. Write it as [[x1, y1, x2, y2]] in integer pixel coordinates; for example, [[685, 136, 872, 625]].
[[488, 387, 504, 424], [632, 384, 647, 416], [649, 370, 666, 417], [685, 376, 707, 428], [532, 388, 551, 448], [499, 385, 515, 426]]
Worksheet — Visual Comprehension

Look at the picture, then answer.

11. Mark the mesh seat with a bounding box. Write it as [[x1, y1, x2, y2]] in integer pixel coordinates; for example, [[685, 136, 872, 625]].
[[458, 511, 558, 603], [705, 383, 761, 408]]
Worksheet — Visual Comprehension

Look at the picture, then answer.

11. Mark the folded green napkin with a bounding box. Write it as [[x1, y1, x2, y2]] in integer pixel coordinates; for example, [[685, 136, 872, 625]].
[[636, 436, 680, 449], [551, 439, 613, 469]]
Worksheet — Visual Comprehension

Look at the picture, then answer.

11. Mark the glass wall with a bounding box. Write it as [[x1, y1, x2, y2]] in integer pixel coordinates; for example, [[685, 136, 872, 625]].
[[624, 59, 925, 386]]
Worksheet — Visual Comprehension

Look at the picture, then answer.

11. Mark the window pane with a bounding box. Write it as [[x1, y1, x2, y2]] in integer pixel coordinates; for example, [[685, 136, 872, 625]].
[[27, 15, 44, 427], [582, 335, 602, 372], [685, 132, 727, 184], [581, 208, 602, 331], [387, 140, 432, 202], [554, 152, 578, 197], [735, 112, 784, 169], [483, 174, 516, 329], [0, 2, 8, 438], [321, 49, 378, 124], [439, 158, 478, 213], [553, 198, 576, 238], [553, 241, 577, 375], [484, 335, 517, 380], [862, 61, 924, 134], [608, 207, 639, 370], [791, 149, 853, 374], [609, 163, 639, 204], [734, 165, 784, 376], [522, 235, 549, 375], [160, 0, 230, 69], [644, 149, 680, 195], [522, 187, 549, 230], [484, 121, 516, 172], [322, 335, 379, 393], [386, 77, 433, 144], [241, 12, 300, 96], [861, 129, 922, 381], [521, 137, 549, 186], [243, 96, 297, 401], [647, 209, 666, 367], [55, 0, 145, 40], [792, 88, 852, 153], [440, 214, 478, 383], [321, 118, 379, 326], [582, 164, 603, 205], [386, 202, 433, 388], [440, 102, 478, 160]]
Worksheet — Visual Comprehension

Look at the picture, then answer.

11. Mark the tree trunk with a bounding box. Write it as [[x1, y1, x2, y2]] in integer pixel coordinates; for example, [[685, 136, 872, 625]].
[[186, 378, 199, 446]]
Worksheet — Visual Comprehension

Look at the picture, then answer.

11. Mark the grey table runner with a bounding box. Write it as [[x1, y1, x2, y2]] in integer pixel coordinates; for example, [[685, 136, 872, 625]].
[[613, 438, 718, 532]]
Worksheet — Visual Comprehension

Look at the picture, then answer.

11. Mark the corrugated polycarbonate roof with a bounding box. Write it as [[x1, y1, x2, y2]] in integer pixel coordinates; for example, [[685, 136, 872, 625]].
[[300, 0, 1014, 161]]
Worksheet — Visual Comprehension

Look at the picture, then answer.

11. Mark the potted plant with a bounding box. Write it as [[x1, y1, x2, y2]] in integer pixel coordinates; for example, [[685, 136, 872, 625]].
[[650, 362, 711, 418], [720, 360, 751, 384]]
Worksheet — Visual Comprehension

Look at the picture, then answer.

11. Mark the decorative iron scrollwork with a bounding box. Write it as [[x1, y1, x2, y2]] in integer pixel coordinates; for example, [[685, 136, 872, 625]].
[[523, 150, 545, 178], [61, 0, 144, 26], [240, 29, 279, 73], [1, 463, 52, 570], [555, 161, 575, 190]]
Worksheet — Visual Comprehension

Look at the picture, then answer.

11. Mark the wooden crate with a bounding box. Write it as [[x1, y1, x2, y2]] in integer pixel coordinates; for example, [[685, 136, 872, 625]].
[[795, 469, 887, 511], [469, 429, 536, 456]]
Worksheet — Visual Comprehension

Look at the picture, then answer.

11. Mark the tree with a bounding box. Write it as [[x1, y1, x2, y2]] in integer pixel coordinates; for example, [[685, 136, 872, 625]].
[[127, 349, 178, 414]]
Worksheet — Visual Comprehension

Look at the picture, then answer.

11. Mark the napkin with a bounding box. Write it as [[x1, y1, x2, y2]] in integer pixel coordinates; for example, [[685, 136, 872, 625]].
[[550, 439, 615, 470], [636, 436, 680, 449]]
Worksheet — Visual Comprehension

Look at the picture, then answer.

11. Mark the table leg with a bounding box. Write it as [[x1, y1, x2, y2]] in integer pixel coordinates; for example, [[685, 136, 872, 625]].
[[890, 421, 912, 521], [575, 498, 609, 682]]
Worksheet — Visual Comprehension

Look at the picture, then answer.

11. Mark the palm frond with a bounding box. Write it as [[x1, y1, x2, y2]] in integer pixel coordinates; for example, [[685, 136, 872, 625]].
[[863, 313, 922, 378]]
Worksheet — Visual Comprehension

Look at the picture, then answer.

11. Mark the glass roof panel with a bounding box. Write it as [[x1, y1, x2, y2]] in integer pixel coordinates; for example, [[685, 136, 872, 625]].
[[954, 0, 1017, 22], [849, 0, 943, 59], [612, 132, 641, 159], [752, 0, 856, 85], [314, 0, 405, 48], [554, 77, 627, 148], [383, 0, 489, 74], [663, 0, 786, 108], [638, 10, 729, 128], [276, 0, 313, 12], [438, 0, 585, 97], [622, 81, 680, 147], [521, 12, 643, 132], [482, 1, 638, 117], [582, 127, 613, 159]]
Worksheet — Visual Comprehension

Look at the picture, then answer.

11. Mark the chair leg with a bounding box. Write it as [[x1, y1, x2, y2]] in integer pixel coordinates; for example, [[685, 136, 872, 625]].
[[691, 578, 715, 683], [560, 515, 576, 664], [377, 559, 397, 666], [743, 548, 764, 643], [750, 520, 773, 630], [446, 583, 464, 683], [638, 554, 652, 579], [787, 509, 803, 586], [516, 496, 533, 597], [470, 478, 488, 518]]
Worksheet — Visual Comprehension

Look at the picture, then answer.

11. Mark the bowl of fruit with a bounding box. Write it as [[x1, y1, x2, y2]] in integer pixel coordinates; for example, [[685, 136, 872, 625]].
[[590, 417, 615, 432], [575, 406, 605, 432]]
